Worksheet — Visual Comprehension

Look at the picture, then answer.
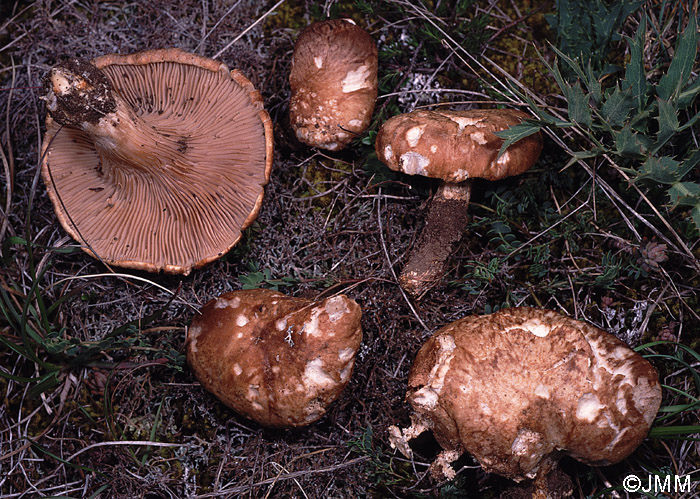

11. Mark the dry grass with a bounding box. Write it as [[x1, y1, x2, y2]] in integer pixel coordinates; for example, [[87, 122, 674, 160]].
[[1, 0, 699, 498]]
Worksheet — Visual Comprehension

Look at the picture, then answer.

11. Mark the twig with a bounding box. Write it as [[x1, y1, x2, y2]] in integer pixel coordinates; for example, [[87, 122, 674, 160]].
[[194, 456, 369, 497], [64, 440, 187, 463], [604, 153, 700, 271], [194, 0, 243, 53], [52, 273, 198, 313], [213, 0, 286, 59], [376, 188, 430, 333]]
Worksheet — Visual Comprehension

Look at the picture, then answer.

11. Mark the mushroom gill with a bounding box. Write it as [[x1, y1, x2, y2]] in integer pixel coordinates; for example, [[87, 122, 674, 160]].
[[42, 49, 273, 274]]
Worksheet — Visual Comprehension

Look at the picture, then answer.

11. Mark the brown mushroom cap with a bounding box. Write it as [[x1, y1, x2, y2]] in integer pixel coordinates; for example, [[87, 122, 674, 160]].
[[289, 19, 378, 151], [372, 108, 543, 298], [41, 48, 273, 274], [186, 289, 363, 428], [375, 109, 542, 182], [390, 307, 662, 482]]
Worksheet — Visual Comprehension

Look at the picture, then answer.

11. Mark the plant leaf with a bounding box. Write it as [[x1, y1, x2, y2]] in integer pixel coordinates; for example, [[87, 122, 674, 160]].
[[637, 156, 683, 184], [495, 122, 544, 158], [583, 61, 603, 104], [622, 16, 647, 111], [27, 371, 61, 400], [678, 75, 700, 109], [600, 84, 635, 128], [615, 123, 646, 157], [681, 149, 700, 173], [570, 149, 605, 160], [565, 81, 593, 126], [653, 97, 680, 152], [657, 15, 698, 102], [679, 107, 700, 132], [668, 181, 700, 207], [550, 44, 590, 87], [692, 205, 700, 233]]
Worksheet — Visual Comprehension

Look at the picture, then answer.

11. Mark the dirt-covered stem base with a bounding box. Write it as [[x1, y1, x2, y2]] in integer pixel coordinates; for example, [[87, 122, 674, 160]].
[[399, 180, 472, 298], [47, 61, 196, 184]]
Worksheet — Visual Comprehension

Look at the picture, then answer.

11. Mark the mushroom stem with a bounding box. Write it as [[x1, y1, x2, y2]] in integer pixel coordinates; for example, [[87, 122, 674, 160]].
[[399, 179, 473, 298], [46, 61, 194, 185]]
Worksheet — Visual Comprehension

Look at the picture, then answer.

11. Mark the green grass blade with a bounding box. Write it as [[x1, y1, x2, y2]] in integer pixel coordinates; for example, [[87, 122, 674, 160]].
[[648, 425, 700, 438]]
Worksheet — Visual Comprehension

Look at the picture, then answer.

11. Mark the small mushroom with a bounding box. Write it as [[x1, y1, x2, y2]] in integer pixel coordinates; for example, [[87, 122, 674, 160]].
[[389, 307, 662, 490], [186, 289, 363, 428], [375, 109, 542, 297], [41, 48, 273, 274], [289, 18, 378, 151]]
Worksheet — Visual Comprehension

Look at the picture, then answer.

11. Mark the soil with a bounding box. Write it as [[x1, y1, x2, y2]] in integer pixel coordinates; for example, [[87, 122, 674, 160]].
[[0, 1, 696, 498]]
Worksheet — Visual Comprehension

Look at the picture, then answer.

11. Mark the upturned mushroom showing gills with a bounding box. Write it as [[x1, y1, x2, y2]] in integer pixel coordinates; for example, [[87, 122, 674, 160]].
[[41, 48, 273, 274], [186, 289, 363, 428], [289, 18, 378, 151], [375, 109, 542, 298], [389, 307, 662, 488]]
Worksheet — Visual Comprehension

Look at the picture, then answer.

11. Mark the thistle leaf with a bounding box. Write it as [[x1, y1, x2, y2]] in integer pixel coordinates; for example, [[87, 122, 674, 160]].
[[692, 205, 700, 232], [657, 15, 698, 102], [600, 84, 635, 128], [565, 81, 593, 126], [669, 182, 700, 207], [637, 156, 683, 184], [584, 61, 603, 104], [495, 122, 544, 158], [678, 76, 700, 109], [622, 16, 647, 111], [681, 149, 700, 173], [615, 124, 646, 157], [653, 97, 680, 152]]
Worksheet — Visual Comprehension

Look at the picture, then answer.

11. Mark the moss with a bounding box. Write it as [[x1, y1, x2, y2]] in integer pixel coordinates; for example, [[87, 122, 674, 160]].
[[263, 0, 369, 36], [263, 1, 307, 35], [297, 159, 354, 209], [487, 2, 560, 97]]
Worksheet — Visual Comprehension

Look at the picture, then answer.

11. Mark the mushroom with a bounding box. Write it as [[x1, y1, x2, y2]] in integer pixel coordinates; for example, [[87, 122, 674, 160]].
[[186, 288, 363, 428], [375, 109, 542, 297], [41, 48, 273, 274], [289, 18, 378, 151], [389, 307, 662, 490]]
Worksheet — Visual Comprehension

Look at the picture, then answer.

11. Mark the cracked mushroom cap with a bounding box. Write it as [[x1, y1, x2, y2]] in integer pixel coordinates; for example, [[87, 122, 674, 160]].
[[389, 307, 662, 482], [289, 18, 378, 151], [186, 289, 363, 427], [375, 109, 542, 182], [41, 48, 273, 274]]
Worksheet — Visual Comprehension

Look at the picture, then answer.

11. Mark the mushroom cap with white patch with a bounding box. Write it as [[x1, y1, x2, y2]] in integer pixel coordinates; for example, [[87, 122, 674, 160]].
[[186, 288, 363, 428], [289, 19, 378, 151], [392, 307, 662, 481], [375, 109, 542, 182]]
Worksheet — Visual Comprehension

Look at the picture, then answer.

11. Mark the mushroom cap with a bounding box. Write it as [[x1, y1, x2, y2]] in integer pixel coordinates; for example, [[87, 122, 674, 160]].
[[186, 289, 363, 428], [375, 109, 542, 182], [289, 19, 378, 151], [396, 307, 662, 481], [41, 48, 273, 274]]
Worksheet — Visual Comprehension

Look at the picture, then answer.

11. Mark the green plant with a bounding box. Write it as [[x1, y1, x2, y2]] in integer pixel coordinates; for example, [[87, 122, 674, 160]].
[[239, 261, 298, 290], [346, 425, 421, 492], [499, 14, 700, 244], [643, 341, 700, 434], [592, 251, 622, 289], [546, 0, 644, 77], [0, 231, 186, 386]]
